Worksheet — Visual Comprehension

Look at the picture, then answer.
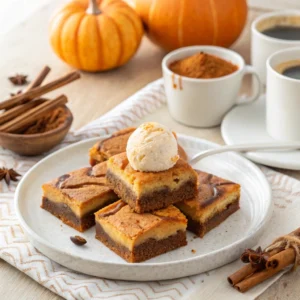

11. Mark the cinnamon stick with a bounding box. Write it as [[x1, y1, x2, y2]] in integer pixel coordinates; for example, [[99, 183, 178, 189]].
[[0, 95, 67, 133], [0, 71, 79, 110], [228, 264, 263, 286], [234, 249, 295, 293], [0, 100, 44, 125], [266, 248, 296, 269], [23, 65, 51, 93]]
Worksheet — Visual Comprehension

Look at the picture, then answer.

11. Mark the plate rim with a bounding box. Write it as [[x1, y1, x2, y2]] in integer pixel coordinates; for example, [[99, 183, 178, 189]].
[[221, 95, 300, 170], [15, 134, 273, 274]]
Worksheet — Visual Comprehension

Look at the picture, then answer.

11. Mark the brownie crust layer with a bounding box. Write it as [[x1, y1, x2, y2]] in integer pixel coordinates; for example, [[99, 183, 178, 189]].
[[106, 170, 197, 213], [42, 197, 97, 232], [95, 222, 187, 263], [186, 198, 240, 238]]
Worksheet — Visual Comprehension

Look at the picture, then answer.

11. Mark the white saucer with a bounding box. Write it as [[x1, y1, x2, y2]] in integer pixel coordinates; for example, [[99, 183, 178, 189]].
[[15, 135, 271, 281], [222, 95, 300, 170]]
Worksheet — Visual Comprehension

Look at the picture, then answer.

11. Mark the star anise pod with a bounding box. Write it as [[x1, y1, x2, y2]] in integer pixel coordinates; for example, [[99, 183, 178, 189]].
[[0, 168, 21, 186], [241, 246, 269, 266], [10, 90, 22, 97], [241, 249, 252, 263], [8, 74, 28, 85]]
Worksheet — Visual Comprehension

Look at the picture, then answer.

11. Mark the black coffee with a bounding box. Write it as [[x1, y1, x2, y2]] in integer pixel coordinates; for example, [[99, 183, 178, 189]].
[[262, 25, 300, 40], [282, 65, 300, 80], [275, 60, 300, 80]]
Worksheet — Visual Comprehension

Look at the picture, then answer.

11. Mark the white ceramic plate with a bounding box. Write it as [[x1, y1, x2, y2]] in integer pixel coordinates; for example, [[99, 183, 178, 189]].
[[222, 95, 300, 170], [15, 134, 272, 281]]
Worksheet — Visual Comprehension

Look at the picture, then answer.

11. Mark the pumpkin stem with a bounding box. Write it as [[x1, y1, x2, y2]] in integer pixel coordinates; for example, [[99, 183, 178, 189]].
[[87, 0, 101, 15]]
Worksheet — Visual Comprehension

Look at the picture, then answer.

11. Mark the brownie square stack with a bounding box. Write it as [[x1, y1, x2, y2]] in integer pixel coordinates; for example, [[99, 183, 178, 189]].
[[94, 152, 199, 262], [105, 152, 198, 213], [41, 126, 241, 264]]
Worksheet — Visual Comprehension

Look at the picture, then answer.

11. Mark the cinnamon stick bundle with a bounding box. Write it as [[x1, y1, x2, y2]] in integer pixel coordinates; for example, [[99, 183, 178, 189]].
[[228, 228, 300, 293], [0, 66, 80, 135], [228, 247, 282, 286], [234, 248, 295, 293], [0, 66, 51, 125]]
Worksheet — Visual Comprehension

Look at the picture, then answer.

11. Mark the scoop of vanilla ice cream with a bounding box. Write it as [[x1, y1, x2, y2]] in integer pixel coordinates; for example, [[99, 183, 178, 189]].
[[126, 122, 179, 172]]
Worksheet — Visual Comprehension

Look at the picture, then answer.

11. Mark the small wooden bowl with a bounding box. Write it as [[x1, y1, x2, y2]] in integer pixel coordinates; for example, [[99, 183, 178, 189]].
[[0, 105, 73, 156]]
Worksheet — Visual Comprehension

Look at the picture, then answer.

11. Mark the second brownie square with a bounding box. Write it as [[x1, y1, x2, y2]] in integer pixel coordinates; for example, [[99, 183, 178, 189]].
[[106, 152, 198, 213]]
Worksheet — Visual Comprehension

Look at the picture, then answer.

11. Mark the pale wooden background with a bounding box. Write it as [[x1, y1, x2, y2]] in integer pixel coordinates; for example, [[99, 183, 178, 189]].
[[1, 0, 300, 36], [250, 0, 300, 10], [1, 1, 300, 300]]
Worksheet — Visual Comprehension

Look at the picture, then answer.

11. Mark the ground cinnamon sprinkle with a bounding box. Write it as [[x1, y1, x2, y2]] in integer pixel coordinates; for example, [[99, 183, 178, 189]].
[[22, 106, 67, 134], [169, 52, 238, 79]]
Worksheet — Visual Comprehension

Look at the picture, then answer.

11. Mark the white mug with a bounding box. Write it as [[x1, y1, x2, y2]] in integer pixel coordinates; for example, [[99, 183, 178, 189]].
[[162, 46, 261, 127], [251, 10, 300, 85], [266, 47, 300, 141]]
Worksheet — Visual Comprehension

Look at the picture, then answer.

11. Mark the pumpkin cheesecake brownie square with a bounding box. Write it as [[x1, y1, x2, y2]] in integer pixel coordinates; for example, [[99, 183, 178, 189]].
[[95, 200, 187, 263], [106, 152, 198, 213], [175, 170, 241, 238], [89, 127, 188, 166], [41, 162, 118, 232], [89, 127, 136, 166]]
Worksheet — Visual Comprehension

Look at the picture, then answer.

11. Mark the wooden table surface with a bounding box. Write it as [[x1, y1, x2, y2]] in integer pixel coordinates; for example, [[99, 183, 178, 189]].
[[1, 2, 300, 299]]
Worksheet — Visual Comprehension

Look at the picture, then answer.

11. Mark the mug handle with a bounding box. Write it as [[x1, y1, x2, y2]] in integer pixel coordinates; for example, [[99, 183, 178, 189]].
[[236, 65, 262, 105]]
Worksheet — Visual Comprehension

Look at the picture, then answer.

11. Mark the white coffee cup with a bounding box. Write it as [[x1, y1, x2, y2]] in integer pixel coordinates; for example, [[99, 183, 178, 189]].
[[251, 10, 300, 85], [266, 47, 300, 141], [162, 46, 261, 127]]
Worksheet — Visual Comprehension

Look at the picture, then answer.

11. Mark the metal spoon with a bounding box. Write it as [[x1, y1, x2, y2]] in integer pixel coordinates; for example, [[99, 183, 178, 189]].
[[189, 142, 300, 165]]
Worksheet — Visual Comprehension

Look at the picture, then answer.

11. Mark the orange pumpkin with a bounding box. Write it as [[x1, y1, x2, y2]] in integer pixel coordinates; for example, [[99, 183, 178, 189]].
[[134, 0, 247, 51], [49, 0, 143, 72]]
